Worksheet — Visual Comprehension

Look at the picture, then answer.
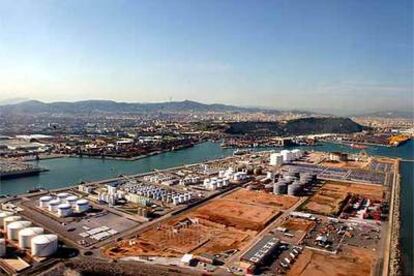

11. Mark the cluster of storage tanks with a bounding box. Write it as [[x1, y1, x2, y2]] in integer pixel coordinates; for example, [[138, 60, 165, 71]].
[[39, 192, 89, 217], [122, 182, 192, 205], [179, 176, 201, 186], [218, 167, 248, 182], [273, 172, 317, 196], [0, 211, 58, 257], [203, 177, 230, 190], [270, 149, 303, 165]]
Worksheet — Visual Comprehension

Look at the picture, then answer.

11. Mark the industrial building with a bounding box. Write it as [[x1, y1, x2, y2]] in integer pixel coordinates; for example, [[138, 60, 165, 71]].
[[240, 235, 280, 266]]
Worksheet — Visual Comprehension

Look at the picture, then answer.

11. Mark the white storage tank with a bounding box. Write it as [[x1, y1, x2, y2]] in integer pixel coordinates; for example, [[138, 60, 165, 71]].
[[31, 234, 58, 257], [172, 196, 180, 205], [57, 192, 69, 202], [281, 150, 293, 162], [48, 199, 61, 212], [3, 215, 22, 231], [270, 153, 284, 166], [57, 203, 72, 217], [222, 178, 230, 186], [266, 171, 274, 180], [18, 227, 44, 248], [66, 195, 78, 207], [0, 211, 13, 227], [7, 221, 32, 240], [218, 170, 225, 178], [38, 195, 53, 208], [209, 181, 217, 190], [291, 149, 302, 159], [0, 238, 5, 257], [75, 199, 89, 213]]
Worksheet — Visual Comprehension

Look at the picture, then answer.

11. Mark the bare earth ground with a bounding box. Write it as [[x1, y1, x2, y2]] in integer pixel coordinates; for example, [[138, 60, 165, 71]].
[[287, 246, 377, 276], [224, 188, 299, 210]]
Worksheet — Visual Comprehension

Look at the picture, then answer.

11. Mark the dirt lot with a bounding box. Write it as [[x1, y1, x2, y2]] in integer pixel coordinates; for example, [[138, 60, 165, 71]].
[[194, 198, 281, 231], [301, 181, 385, 216], [287, 246, 377, 276], [224, 188, 299, 210]]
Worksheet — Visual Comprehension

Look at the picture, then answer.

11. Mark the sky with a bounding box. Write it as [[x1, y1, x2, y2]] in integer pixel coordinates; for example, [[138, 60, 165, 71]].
[[0, 0, 412, 114]]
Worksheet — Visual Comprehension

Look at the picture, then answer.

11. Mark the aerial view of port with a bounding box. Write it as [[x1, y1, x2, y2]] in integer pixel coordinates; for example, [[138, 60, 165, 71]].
[[0, 1, 412, 276]]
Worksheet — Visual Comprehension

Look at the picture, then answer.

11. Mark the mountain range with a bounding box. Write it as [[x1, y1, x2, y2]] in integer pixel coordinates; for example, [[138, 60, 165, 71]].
[[353, 111, 414, 119], [0, 100, 280, 114], [1, 99, 409, 118]]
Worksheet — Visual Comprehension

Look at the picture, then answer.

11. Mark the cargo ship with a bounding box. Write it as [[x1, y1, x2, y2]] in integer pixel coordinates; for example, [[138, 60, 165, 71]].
[[0, 161, 48, 180]]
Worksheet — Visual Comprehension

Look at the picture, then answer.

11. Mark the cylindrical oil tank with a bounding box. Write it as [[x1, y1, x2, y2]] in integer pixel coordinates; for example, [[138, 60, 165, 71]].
[[0, 211, 13, 227], [253, 167, 262, 175], [246, 166, 254, 175], [4, 215, 22, 231], [0, 239, 5, 257], [66, 195, 78, 206], [236, 164, 245, 172], [283, 175, 295, 182], [299, 173, 310, 181], [31, 234, 58, 257], [48, 199, 61, 212], [267, 171, 273, 178], [222, 178, 230, 186], [273, 182, 288, 195], [57, 192, 69, 202], [288, 184, 302, 196], [7, 221, 32, 240], [292, 180, 302, 186], [39, 195, 53, 208], [299, 179, 308, 187], [75, 199, 89, 213], [18, 227, 44, 248], [57, 203, 72, 217]]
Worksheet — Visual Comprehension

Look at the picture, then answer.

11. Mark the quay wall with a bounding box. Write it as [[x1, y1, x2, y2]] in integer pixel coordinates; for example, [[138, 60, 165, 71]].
[[383, 159, 402, 276]]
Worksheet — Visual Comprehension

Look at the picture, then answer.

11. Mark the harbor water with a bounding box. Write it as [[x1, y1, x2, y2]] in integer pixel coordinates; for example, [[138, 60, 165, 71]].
[[0, 140, 412, 273]]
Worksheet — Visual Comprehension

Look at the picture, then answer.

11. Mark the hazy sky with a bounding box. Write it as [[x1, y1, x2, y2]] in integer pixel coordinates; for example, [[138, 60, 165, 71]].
[[0, 0, 412, 114]]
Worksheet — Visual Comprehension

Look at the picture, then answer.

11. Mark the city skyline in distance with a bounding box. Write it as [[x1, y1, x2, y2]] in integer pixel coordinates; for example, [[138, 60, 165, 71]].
[[0, 0, 412, 114]]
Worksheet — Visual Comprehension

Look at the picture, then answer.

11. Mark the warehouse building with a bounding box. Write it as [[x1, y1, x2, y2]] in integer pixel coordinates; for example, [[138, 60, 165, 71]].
[[240, 235, 279, 269]]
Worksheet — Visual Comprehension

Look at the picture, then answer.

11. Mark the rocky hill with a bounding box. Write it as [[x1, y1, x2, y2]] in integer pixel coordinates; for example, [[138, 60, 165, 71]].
[[225, 117, 366, 136]]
